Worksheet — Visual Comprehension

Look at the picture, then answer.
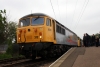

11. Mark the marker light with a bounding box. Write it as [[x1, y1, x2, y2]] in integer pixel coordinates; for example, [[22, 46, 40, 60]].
[[39, 32, 42, 36], [19, 37, 20, 40], [24, 30, 26, 33], [18, 34, 21, 37], [40, 36, 42, 38], [34, 28, 37, 32], [19, 30, 22, 33]]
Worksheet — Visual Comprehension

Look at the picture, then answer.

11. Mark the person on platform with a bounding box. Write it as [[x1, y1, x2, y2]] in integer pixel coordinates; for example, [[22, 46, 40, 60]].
[[91, 34, 95, 46], [83, 33, 86, 47], [95, 36, 99, 47], [86, 33, 90, 47]]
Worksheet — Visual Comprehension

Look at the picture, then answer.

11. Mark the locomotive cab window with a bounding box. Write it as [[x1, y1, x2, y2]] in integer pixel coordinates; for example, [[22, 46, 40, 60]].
[[32, 17, 44, 25], [46, 18, 51, 26], [19, 18, 30, 27]]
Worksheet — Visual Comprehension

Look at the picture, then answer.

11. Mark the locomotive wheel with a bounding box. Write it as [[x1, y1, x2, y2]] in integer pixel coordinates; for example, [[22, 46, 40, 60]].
[[32, 51, 36, 60], [32, 55, 36, 60], [25, 54, 29, 59], [41, 50, 48, 59]]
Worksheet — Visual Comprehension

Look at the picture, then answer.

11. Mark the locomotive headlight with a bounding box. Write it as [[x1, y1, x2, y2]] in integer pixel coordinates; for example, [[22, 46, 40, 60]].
[[19, 37, 20, 40], [40, 36, 42, 38]]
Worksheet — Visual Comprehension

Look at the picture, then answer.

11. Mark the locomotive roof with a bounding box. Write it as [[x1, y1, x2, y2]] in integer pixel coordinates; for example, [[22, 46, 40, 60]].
[[21, 13, 77, 36], [21, 13, 51, 18]]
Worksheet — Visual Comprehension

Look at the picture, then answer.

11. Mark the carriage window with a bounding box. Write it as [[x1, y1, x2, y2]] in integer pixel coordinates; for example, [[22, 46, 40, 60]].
[[62, 28, 65, 35], [56, 24, 58, 32], [32, 17, 44, 25], [56, 24, 60, 33], [46, 18, 51, 26], [56, 24, 65, 35], [19, 18, 30, 27]]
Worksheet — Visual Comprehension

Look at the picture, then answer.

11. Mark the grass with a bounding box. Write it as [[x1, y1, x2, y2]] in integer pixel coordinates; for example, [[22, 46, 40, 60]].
[[0, 53, 12, 60], [0, 53, 25, 60]]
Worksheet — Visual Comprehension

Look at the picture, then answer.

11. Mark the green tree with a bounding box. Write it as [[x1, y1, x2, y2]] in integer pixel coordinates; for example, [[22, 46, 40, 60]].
[[6, 21, 17, 54], [0, 9, 18, 55], [7, 21, 17, 42], [0, 9, 8, 44]]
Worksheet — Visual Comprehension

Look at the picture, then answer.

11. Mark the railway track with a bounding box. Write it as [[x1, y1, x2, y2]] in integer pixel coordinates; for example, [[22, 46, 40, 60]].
[[0, 57, 25, 63], [0, 48, 71, 67], [0, 57, 57, 67], [0, 57, 30, 67], [15, 58, 57, 67]]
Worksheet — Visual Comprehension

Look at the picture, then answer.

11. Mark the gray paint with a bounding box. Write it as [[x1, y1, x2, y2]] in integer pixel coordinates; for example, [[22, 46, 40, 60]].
[[56, 30, 78, 46]]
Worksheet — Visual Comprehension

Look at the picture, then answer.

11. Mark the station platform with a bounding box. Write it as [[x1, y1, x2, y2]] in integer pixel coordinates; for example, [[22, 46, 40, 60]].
[[49, 47, 100, 67]]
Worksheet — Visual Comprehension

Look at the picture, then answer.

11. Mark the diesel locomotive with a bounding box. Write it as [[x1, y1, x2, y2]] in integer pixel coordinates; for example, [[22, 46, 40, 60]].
[[16, 13, 80, 59]]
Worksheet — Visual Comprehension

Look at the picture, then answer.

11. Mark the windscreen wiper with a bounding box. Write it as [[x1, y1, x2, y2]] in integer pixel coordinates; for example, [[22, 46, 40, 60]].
[[34, 16, 40, 21]]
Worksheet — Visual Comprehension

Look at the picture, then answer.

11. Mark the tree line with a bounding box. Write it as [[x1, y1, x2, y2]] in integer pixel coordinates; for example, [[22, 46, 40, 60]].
[[0, 9, 18, 56], [0, 9, 17, 45]]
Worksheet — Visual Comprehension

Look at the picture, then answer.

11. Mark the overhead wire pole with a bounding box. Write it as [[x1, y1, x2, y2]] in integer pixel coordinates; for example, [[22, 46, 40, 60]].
[[74, 0, 89, 30], [50, 0, 57, 20]]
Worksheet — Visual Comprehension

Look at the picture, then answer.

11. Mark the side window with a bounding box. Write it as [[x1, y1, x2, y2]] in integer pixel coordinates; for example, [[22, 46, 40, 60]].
[[56, 24, 60, 33], [56, 24, 58, 32], [62, 28, 65, 35], [56, 24, 65, 35], [46, 18, 51, 26], [20, 22, 23, 27], [59, 26, 61, 33]]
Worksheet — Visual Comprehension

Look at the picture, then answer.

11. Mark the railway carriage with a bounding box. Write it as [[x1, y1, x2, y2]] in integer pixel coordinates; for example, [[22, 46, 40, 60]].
[[16, 13, 79, 59]]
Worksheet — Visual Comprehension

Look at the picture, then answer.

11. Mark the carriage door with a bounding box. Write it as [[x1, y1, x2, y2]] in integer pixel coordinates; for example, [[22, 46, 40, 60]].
[[52, 20, 56, 40]]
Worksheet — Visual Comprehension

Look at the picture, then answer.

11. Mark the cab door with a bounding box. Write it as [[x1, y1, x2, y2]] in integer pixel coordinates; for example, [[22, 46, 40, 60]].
[[45, 18, 53, 42]]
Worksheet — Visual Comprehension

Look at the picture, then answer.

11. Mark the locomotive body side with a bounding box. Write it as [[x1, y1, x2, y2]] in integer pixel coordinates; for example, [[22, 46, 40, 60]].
[[55, 22, 78, 46]]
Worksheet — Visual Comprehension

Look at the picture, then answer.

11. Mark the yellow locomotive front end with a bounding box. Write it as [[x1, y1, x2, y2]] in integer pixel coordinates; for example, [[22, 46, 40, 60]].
[[16, 14, 56, 59], [17, 17, 44, 43]]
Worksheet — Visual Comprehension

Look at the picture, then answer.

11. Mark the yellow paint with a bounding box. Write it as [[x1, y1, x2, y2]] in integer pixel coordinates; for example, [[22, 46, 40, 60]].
[[78, 39, 80, 46], [16, 16, 56, 44]]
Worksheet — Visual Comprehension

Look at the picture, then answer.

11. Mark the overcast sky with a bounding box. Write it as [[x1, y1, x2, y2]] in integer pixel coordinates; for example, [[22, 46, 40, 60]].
[[0, 0, 100, 39]]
